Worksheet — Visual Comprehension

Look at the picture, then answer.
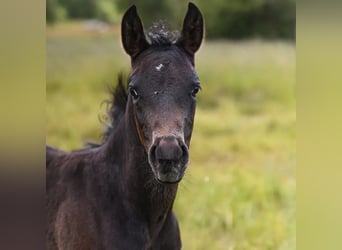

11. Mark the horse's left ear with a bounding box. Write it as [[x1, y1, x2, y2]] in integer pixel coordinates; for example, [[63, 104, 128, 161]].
[[177, 2, 204, 55], [121, 5, 149, 58]]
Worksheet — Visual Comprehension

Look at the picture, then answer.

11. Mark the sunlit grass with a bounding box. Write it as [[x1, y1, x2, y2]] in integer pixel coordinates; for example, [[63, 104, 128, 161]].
[[46, 22, 295, 250]]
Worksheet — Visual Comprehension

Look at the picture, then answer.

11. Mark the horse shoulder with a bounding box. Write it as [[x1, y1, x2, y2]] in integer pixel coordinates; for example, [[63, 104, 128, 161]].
[[54, 198, 98, 250], [47, 145, 99, 249]]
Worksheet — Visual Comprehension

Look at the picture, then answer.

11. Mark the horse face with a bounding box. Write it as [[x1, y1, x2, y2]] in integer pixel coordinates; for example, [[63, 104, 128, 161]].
[[129, 51, 200, 183], [122, 3, 203, 184]]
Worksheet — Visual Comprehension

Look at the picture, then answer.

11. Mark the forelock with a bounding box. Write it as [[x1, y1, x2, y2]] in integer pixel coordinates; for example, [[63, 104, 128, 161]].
[[146, 21, 180, 46]]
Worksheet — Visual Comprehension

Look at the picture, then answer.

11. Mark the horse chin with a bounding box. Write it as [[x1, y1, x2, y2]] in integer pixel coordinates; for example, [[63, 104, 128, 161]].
[[151, 162, 186, 185], [155, 172, 183, 185]]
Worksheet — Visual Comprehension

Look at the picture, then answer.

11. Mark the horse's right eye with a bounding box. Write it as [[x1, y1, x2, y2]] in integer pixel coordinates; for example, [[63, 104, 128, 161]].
[[130, 88, 139, 101], [191, 86, 201, 98]]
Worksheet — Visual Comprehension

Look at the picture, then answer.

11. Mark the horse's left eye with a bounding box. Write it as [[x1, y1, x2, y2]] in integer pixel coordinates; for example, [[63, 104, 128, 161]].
[[191, 87, 200, 98], [129, 88, 139, 101]]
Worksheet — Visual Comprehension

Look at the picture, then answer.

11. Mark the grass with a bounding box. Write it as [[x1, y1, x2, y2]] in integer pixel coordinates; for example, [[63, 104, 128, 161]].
[[46, 22, 295, 249]]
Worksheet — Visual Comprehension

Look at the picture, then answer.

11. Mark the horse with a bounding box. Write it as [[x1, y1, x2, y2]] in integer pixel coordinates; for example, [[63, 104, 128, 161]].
[[46, 3, 204, 249]]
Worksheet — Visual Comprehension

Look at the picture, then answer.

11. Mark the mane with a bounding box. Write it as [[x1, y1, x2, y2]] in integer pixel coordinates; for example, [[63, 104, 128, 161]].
[[101, 73, 128, 143]]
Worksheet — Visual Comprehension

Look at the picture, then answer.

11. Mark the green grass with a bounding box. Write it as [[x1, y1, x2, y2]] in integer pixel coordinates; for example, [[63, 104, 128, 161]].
[[46, 22, 295, 249]]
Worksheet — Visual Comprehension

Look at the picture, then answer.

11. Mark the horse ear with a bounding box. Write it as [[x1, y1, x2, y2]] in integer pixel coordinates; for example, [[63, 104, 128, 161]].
[[178, 2, 204, 55], [121, 5, 149, 58]]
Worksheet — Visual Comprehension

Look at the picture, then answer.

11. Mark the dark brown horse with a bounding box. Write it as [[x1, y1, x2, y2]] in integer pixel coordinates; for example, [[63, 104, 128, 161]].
[[46, 3, 204, 249]]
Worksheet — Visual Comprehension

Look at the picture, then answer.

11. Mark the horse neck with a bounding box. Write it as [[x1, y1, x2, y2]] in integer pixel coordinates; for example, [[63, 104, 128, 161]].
[[103, 100, 178, 220]]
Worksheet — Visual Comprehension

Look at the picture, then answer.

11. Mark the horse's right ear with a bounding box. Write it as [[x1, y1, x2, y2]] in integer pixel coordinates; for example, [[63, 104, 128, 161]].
[[121, 5, 149, 58], [177, 2, 204, 56]]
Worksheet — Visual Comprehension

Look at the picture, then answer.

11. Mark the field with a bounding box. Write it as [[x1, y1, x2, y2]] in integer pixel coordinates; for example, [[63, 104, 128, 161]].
[[46, 22, 296, 249]]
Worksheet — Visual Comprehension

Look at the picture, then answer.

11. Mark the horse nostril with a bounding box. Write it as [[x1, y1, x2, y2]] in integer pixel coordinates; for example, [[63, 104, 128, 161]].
[[180, 143, 189, 165], [155, 137, 183, 161]]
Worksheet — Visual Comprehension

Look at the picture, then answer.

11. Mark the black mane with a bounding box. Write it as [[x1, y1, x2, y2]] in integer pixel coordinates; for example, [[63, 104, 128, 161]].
[[101, 73, 128, 142]]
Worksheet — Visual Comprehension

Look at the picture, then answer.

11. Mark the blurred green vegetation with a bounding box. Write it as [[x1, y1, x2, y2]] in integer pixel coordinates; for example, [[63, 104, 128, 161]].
[[46, 22, 295, 249], [47, 0, 120, 24], [46, 0, 295, 39]]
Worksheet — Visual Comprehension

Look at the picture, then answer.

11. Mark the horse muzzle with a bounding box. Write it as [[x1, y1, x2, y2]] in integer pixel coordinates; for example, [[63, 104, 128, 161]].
[[148, 136, 189, 184]]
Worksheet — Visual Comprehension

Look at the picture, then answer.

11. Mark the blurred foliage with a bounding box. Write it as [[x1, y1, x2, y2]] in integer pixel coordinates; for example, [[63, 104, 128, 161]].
[[46, 0, 67, 23], [47, 0, 120, 24], [193, 0, 295, 39], [46, 0, 295, 39]]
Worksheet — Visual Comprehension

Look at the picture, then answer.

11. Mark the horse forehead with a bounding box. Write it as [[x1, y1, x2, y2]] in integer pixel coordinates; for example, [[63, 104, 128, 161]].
[[147, 57, 195, 80], [132, 49, 197, 87], [148, 64, 195, 87], [139, 48, 192, 69]]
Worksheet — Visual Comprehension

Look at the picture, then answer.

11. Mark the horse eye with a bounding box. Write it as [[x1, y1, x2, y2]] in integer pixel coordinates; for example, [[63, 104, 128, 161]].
[[191, 87, 200, 97], [130, 88, 139, 100]]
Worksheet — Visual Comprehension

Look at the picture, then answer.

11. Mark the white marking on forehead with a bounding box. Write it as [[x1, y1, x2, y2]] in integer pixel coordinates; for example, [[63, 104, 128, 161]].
[[155, 64, 164, 71]]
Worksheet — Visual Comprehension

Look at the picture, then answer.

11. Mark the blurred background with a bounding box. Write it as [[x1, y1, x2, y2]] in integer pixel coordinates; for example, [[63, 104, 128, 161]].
[[46, 0, 295, 249]]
